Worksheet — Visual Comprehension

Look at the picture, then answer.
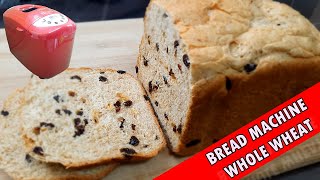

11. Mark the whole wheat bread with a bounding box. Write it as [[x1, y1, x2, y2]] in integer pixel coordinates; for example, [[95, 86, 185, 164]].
[[20, 68, 165, 168], [0, 89, 118, 180], [137, 0, 320, 156]]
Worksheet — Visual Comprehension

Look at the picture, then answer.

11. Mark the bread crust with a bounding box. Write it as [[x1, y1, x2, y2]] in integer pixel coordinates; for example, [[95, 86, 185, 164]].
[[176, 57, 320, 155], [10, 163, 118, 180]]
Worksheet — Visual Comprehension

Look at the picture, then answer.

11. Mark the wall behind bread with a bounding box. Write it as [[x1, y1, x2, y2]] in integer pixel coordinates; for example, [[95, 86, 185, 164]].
[[0, 0, 318, 28]]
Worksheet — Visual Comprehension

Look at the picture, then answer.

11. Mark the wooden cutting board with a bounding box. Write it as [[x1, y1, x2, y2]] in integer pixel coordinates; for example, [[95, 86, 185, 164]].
[[1, 18, 320, 180], [0, 18, 188, 180]]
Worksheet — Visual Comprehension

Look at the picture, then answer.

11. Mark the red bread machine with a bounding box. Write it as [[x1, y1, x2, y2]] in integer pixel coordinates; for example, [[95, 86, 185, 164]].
[[3, 4, 76, 78]]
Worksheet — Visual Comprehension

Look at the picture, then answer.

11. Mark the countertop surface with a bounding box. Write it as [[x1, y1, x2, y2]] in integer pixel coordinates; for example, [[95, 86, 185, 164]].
[[0, 18, 320, 180]]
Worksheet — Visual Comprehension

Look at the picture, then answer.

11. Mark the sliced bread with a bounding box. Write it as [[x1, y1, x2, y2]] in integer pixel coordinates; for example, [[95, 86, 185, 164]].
[[20, 68, 165, 168], [0, 89, 118, 180], [137, 0, 320, 155]]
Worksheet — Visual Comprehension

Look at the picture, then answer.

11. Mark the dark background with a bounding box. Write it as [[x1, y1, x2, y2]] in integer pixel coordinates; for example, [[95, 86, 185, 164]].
[[0, 0, 319, 179], [0, 0, 319, 28]]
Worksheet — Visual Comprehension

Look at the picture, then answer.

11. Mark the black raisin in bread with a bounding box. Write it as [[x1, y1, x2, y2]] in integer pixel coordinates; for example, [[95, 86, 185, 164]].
[[137, 0, 320, 155], [0, 89, 118, 180], [20, 68, 166, 168]]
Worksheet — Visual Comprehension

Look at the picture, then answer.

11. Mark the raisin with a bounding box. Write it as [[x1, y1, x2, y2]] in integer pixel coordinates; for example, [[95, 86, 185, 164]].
[[1, 110, 9, 116], [33, 147, 44, 156], [135, 66, 139, 74], [177, 124, 182, 134], [143, 95, 150, 101], [63, 109, 72, 116], [143, 56, 149, 66], [174, 40, 179, 48], [244, 63, 257, 73], [143, 145, 149, 148], [163, 76, 168, 85], [114, 101, 121, 113], [178, 64, 182, 72], [183, 54, 190, 68], [71, 75, 81, 82], [119, 117, 125, 129], [155, 101, 159, 106], [129, 136, 140, 146], [68, 91, 76, 97], [131, 124, 136, 130], [25, 154, 32, 163], [124, 100, 133, 107], [40, 122, 55, 128], [155, 135, 159, 140], [100, 72, 105, 74], [55, 109, 61, 115], [76, 110, 83, 116], [173, 125, 177, 132], [120, 148, 136, 155], [156, 43, 159, 51], [164, 113, 169, 120], [120, 122, 124, 129], [226, 77, 232, 91], [148, 81, 153, 93], [163, 13, 168, 18], [144, 60, 149, 66], [73, 118, 87, 138], [74, 118, 81, 126], [186, 139, 201, 147], [166, 47, 169, 54], [84, 119, 89, 125], [53, 95, 60, 103], [169, 69, 174, 76], [74, 125, 85, 137], [153, 85, 159, 91], [33, 127, 41, 135], [99, 76, 108, 82], [117, 70, 126, 74]]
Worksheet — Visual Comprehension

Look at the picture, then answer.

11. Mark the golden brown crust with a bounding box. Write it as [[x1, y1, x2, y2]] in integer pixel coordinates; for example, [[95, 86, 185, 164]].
[[176, 57, 320, 155], [154, 0, 320, 85]]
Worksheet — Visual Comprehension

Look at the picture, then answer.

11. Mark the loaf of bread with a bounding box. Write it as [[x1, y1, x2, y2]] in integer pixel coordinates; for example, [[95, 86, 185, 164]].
[[20, 68, 165, 168], [137, 0, 320, 156], [0, 89, 118, 180]]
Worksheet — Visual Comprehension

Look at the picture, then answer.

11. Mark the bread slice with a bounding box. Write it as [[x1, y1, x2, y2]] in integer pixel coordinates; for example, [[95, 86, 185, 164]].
[[0, 89, 118, 180], [20, 68, 165, 168], [137, 0, 320, 155]]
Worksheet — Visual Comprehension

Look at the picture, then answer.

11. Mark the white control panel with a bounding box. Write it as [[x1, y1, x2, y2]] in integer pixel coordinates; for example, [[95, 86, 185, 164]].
[[33, 13, 68, 27]]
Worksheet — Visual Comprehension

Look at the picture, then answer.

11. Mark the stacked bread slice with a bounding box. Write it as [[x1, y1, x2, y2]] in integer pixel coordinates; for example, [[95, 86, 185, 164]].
[[0, 68, 165, 179]]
